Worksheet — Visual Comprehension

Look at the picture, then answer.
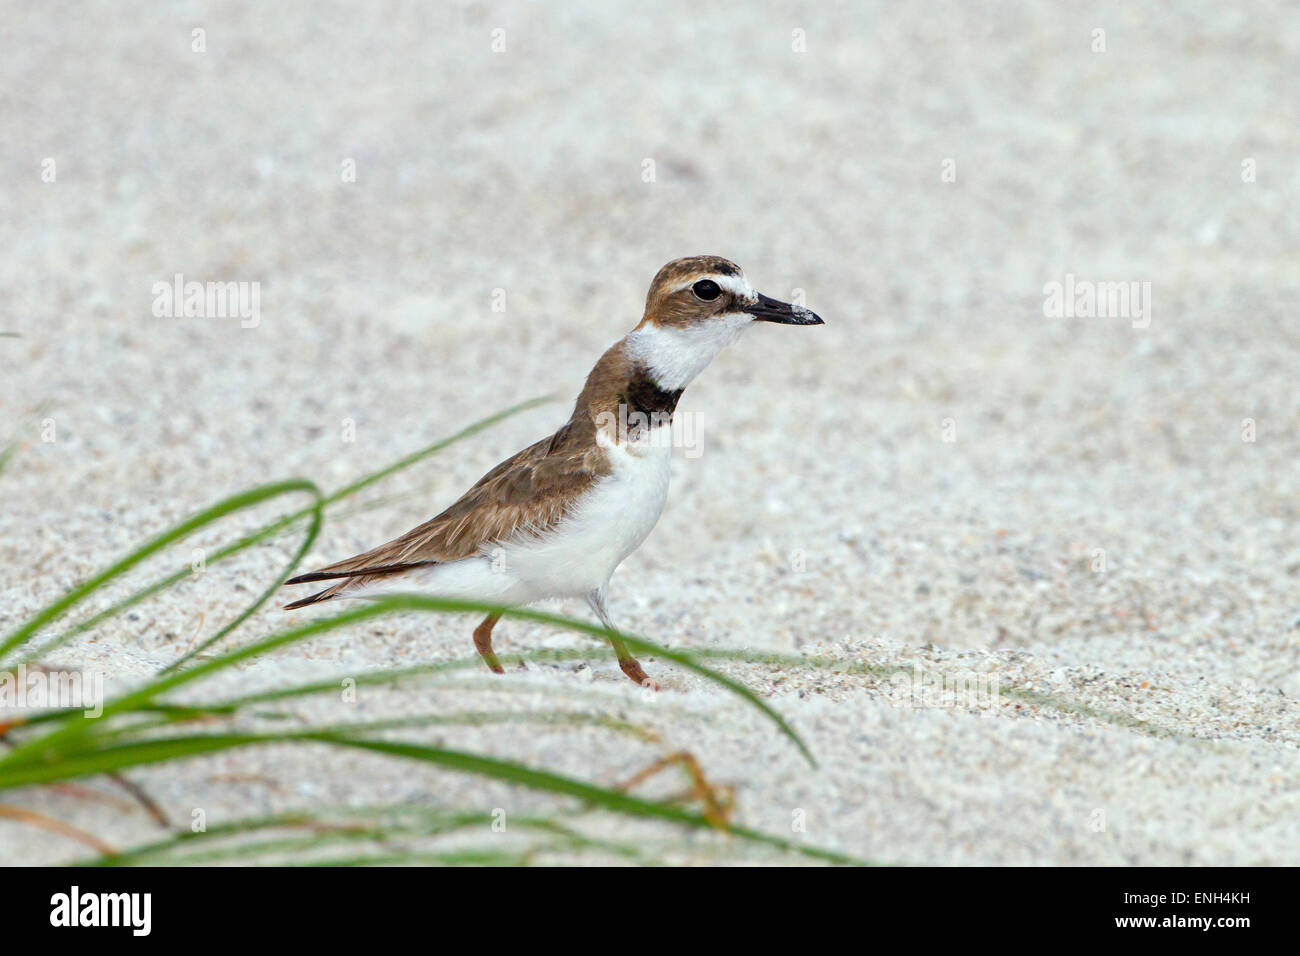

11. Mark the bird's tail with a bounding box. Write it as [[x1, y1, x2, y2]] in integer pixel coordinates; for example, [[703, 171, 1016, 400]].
[[281, 559, 439, 610], [282, 587, 337, 611]]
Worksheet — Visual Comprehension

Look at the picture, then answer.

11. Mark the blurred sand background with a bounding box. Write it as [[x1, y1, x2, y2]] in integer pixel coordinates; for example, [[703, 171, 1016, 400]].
[[1, 1, 1298, 864]]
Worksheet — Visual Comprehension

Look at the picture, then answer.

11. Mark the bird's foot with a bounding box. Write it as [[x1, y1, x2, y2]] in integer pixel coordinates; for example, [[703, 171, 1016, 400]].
[[619, 656, 658, 690]]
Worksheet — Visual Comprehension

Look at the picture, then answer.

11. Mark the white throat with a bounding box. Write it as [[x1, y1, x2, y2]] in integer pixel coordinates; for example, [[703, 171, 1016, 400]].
[[624, 312, 752, 391]]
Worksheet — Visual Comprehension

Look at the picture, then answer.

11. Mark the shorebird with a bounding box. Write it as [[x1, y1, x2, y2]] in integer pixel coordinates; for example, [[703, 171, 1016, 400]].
[[283, 256, 823, 686]]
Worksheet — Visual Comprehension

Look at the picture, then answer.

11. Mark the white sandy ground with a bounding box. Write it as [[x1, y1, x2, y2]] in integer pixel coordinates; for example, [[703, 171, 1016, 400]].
[[1, 1, 1298, 865]]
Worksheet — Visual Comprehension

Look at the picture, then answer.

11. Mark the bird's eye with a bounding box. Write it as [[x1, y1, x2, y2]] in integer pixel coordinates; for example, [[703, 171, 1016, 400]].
[[692, 279, 721, 301]]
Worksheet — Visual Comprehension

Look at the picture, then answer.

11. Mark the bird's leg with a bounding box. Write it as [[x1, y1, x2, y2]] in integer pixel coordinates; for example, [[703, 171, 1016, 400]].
[[586, 591, 657, 690], [472, 612, 504, 674]]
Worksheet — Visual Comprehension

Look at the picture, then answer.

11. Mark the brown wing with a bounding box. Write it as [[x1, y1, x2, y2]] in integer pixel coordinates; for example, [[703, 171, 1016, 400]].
[[283, 418, 608, 607]]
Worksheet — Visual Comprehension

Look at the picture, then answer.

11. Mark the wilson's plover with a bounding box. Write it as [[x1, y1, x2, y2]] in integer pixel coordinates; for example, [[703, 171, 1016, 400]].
[[284, 256, 823, 686]]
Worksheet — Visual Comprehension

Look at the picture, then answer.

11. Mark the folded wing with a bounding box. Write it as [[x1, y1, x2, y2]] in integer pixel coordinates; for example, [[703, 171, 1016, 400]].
[[283, 419, 608, 608]]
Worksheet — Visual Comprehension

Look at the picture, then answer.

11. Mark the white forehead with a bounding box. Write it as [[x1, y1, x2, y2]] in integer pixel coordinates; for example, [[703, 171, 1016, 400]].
[[671, 271, 756, 303]]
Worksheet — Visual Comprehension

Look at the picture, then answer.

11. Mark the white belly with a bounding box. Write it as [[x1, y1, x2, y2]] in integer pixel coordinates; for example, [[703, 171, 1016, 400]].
[[502, 428, 672, 599]]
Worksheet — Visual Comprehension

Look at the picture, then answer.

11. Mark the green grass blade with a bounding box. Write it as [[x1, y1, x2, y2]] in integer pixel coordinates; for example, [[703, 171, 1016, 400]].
[[0, 597, 814, 769], [0, 479, 322, 664], [158, 502, 323, 673], [0, 730, 858, 864]]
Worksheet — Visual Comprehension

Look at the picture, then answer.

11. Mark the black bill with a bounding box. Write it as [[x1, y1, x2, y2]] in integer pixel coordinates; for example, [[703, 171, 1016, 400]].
[[742, 292, 824, 325]]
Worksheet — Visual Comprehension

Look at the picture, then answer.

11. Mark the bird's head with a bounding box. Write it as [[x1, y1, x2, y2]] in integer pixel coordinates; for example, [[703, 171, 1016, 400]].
[[629, 255, 823, 390]]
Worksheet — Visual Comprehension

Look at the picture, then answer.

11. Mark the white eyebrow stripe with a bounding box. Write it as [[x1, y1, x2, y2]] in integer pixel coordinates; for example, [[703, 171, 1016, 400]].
[[671, 272, 756, 302]]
